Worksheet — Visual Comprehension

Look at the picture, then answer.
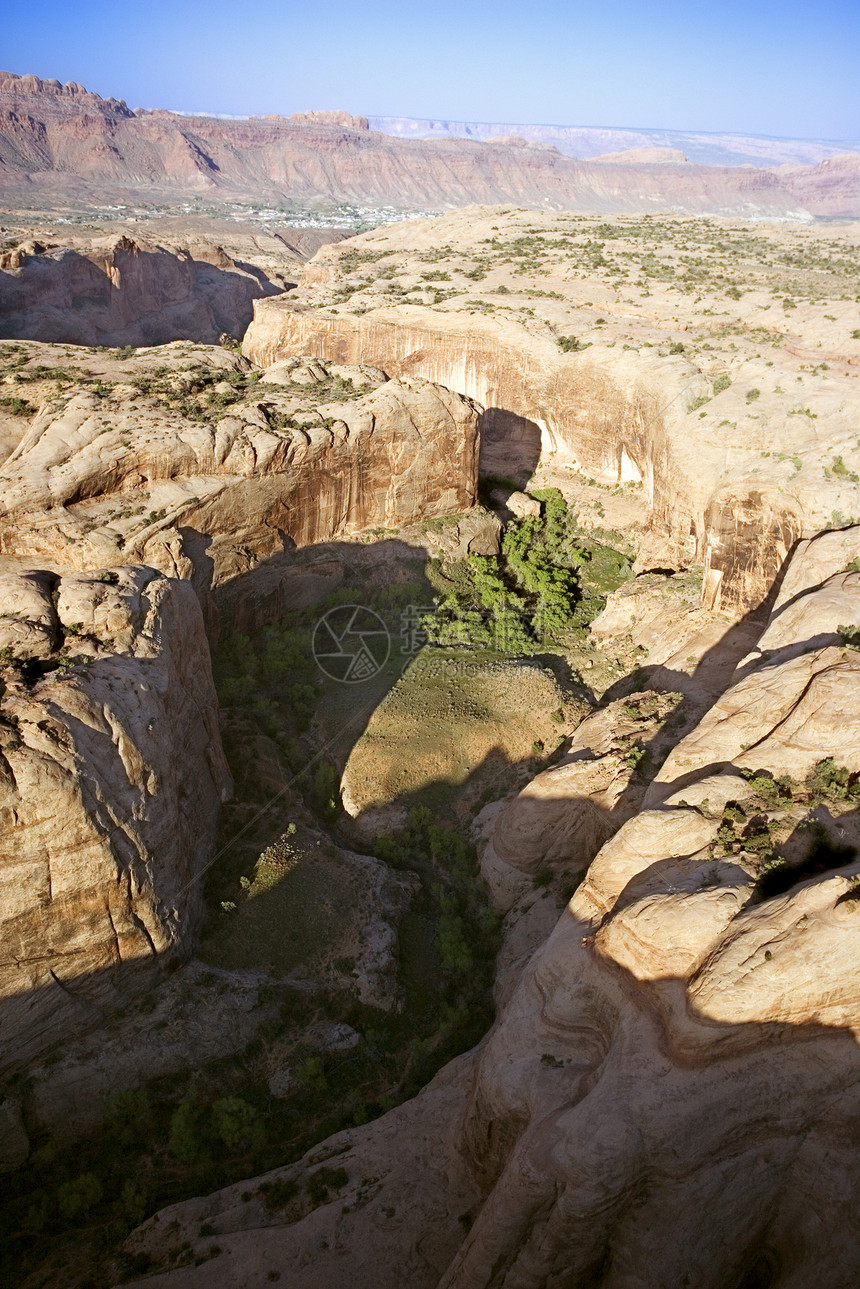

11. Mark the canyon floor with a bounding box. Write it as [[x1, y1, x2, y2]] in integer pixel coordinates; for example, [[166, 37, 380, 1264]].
[[1, 206, 860, 1289]]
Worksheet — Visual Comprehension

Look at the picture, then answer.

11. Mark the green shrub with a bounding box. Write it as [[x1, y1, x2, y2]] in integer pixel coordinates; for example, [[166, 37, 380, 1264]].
[[832, 456, 860, 482], [169, 1094, 203, 1164], [119, 1176, 150, 1227], [211, 1097, 264, 1153], [57, 1172, 103, 1221], [0, 395, 34, 416], [295, 1055, 328, 1092], [107, 1087, 153, 1148], [556, 335, 590, 353], [259, 1178, 299, 1211], [306, 1166, 348, 1205], [838, 623, 860, 648]]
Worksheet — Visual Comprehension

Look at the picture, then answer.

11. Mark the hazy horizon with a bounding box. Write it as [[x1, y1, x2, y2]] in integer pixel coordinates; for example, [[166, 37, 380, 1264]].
[[3, 0, 858, 141]]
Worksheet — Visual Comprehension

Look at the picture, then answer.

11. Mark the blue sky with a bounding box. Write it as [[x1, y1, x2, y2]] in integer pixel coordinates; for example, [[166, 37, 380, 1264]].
[[2, 0, 858, 139]]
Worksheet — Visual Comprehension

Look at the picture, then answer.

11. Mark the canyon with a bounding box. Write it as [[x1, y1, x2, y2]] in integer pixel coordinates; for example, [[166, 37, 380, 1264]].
[[0, 153, 860, 1289], [119, 524, 860, 1289], [244, 205, 860, 616]]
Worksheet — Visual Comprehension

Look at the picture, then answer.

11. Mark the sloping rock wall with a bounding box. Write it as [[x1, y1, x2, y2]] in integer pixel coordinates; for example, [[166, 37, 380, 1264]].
[[244, 300, 814, 614], [0, 566, 231, 1076], [0, 373, 480, 619]]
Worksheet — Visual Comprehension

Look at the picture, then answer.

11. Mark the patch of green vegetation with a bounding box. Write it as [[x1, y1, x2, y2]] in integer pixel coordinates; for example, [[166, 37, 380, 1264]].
[[556, 335, 591, 353], [831, 456, 860, 483], [422, 489, 632, 652], [0, 798, 500, 1284], [0, 395, 35, 416]]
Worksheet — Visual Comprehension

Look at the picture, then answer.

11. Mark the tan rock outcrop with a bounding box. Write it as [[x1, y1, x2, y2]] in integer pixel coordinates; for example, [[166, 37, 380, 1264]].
[[481, 689, 685, 913], [0, 566, 231, 1076], [0, 234, 282, 346], [0, 365, 481, 619]]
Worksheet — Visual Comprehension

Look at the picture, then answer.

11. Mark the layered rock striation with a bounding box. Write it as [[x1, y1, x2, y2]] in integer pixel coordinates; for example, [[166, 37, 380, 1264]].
[[1, 72, 859, 217], [0, 352, 480, 627], [243, 209, 860, 616]]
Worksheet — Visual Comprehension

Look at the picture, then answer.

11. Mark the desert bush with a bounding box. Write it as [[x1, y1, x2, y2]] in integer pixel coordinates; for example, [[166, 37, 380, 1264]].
[[57, 1172, 103, 1221], [211, 1097, 264, 1153]]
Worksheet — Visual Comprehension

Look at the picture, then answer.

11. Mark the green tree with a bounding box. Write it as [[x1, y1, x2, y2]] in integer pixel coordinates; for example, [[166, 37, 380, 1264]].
[[211, 1097, 265, 1153], [57, 1172, 103, 1221], [169, 1093, 203, 1164]]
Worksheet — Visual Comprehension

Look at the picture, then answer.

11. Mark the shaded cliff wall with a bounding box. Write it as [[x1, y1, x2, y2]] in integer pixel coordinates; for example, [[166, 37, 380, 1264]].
[[243, 301, 725, 591], [0, 235, 281, 346], [0, 567, 231, 1076], [0, 378, 481, 626]]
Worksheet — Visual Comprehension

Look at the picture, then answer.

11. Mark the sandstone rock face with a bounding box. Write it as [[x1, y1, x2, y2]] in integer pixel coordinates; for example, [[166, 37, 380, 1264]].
[[243, 298, 810, 614], [0, 566, 231, 1077], [1, 71, 858, 216], [243, 208, 860, 616], [0, 234, 281, 346], [481, 689, 684, 913], [121, 529, 860, 1289], [0, 360, 480, 626], [438, 537, 860, 1289]]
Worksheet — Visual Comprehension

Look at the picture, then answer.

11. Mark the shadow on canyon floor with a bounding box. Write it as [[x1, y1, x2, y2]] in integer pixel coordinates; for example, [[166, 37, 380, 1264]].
[[4, 793, 860, 1289], [477, 407, 542, 485]]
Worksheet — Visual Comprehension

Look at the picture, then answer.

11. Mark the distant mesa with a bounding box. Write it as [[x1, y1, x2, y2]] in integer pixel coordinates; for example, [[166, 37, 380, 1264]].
[[287, 109, 370, 131], [591, 145, 690, 164], [0, 68, 132, 116], [487, 134, 560, 152]]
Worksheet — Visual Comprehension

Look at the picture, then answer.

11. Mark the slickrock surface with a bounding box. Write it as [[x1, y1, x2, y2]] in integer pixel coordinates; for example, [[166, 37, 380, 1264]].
[[0, 233, 283, 347], [0, 565, 231, 1079], [244, 206, 860, 614], [120, 529, 860, 1289], [0, 344, 480, 611], [1, 72, 859, 217], [480, 688, 687, 913]]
